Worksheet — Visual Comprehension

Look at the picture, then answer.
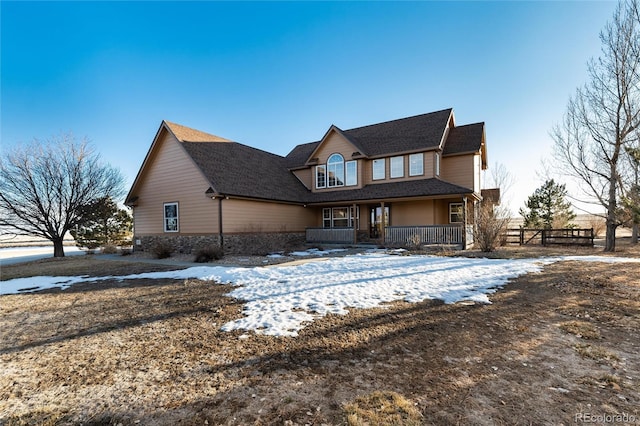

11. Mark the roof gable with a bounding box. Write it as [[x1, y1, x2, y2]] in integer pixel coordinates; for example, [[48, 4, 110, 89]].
[[442, 122, 487, 168], [303, 125, 366, 166], [164, 120, 232, 142], [286, 109, 453, 168]]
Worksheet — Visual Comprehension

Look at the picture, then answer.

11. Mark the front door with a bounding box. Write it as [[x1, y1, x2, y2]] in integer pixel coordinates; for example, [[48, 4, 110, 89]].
[[369, 206, 390, 238]]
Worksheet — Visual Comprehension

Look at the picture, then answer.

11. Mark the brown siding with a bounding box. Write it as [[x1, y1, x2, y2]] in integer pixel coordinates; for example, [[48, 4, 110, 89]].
[[441, 154, 475, 189], [363, 152, 435, 185], [221, 199, 315, 233], [132, 130, 218, 235], [311, 131, 363, 192], [292, 168, 312, 190], [391, 200, 435, 226]]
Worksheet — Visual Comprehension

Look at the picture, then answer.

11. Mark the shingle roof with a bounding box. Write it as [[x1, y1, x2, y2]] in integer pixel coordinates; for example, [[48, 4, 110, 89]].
[[442, 122, 484, 156], [285, 141, 320, 169], [343, 108, 452, 157], [307, 179, 473, 204], [181, 141, 311, 203], [285, 109, 453, 168]]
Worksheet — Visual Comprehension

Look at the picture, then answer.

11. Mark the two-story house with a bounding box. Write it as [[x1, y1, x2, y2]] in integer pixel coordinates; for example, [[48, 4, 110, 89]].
[[125, 108, 488, 254]]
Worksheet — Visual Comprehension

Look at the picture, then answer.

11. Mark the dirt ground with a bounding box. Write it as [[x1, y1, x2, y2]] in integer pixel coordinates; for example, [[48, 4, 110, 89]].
[[1, 244, 639, 425]]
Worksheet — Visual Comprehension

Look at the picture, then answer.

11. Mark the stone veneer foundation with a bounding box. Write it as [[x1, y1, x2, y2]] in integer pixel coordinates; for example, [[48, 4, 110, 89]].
[[135, 232, 307, 256]]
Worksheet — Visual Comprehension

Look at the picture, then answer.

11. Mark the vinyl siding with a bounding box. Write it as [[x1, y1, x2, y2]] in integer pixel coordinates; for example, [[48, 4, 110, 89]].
[[292, 168, 312, 190], [391, 200, 436, 225], [312, 131, 363, 192], [132, 130, 218, 235], [221, 199, 315, 233], [440, 154, 475, 190]]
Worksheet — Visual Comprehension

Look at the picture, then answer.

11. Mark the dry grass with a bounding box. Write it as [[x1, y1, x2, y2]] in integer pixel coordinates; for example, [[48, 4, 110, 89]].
[[558, 320, 601, 339], [1, 247, 639, 424], [343, 391, 422, 426]]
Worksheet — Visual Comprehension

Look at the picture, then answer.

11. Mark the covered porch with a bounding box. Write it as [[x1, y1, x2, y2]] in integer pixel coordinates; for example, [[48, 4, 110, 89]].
[[305, 195, 477, 249]]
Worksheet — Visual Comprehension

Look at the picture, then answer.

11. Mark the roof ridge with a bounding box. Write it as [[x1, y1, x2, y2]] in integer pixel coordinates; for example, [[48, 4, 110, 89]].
[[343, 108, 453, 132]]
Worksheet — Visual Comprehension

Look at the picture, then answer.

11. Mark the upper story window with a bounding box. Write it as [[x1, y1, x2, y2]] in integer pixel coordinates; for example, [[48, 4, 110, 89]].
[[372, 158, 385, 180], [345, 160, 357, 186], [316, 154, 357, 189], [390, 156, 404, 178], [409, 153, 424, 176], [327, 153, 345, 187], [435, 152, 440, 176], [316, 165, 326, 188], [164, 202, 179, 232]]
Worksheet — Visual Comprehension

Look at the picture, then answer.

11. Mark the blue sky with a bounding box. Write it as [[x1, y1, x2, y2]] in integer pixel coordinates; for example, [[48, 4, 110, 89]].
[[1, 1, 617, 214]]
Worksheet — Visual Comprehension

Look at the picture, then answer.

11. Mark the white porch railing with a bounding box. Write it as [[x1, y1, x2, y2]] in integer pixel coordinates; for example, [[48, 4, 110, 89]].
[[306, 227, 354, 243], [384, 225, 464, 245]]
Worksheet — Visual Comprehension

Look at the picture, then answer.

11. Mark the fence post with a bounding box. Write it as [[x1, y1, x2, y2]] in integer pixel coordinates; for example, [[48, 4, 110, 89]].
[[542, 229, 547, 246], [519, 228, 524, 245]]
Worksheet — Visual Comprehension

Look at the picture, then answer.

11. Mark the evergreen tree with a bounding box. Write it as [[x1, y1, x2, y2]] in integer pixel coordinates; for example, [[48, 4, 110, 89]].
[[71, 197, 132, 250], [519, 179, 576, 229]]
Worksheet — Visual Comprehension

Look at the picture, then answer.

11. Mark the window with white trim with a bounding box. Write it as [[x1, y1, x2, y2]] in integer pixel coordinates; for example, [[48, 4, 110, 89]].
[[164, 202, 179, 232], [390, 156, 404, 178], [316, 165, 326, 188], [449, 202, 463, 224], [435, 152, 440, 176], [409, 153, 424, 176], [345, 160, 357, 186], [322, 206, 360, 228], [372, 158, 385, 180], [327, 154, 345, 187]]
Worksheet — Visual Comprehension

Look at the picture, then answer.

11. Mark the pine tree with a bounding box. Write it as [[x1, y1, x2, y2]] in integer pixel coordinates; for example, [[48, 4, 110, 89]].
[[519, 179, 576, 229], [71, 197, 132, 250]]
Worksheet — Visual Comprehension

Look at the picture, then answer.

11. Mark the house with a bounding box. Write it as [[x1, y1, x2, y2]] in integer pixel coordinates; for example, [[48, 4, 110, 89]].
[[125, 108, 490, 255]]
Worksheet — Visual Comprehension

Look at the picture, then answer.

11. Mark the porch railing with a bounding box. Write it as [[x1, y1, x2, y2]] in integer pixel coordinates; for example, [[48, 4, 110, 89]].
[[385, 225, 464, 245], [306, 227, 354, 244]]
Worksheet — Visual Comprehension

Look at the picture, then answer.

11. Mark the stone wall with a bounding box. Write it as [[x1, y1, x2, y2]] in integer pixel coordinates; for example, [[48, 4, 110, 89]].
[[135, 232, 306, 256]]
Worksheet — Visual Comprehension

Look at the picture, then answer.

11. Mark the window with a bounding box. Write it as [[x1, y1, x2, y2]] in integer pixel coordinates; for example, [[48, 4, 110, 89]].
[[322, 206, 359, 228], [449, 203, 464, 224], [345, 160, 357, 186], [316, 165, 326, 188], [327, 154, 345, 187], [409, 153, 424, 176], [372, 158, 385, 180], [390, 156, 404, 178], [164, 202, 179, 232], [435, 153, 440, 176], [323, 208, 331, 228]]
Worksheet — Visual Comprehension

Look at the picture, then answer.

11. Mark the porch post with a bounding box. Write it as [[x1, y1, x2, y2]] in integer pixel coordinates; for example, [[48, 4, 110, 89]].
[[352, 203, 357, 245], [380, 201, 386, 245], [462, 196, 468, 249]]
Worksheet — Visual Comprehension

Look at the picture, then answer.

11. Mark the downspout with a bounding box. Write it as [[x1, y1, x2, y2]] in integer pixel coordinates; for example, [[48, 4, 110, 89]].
[[218, 196, 224, 251]]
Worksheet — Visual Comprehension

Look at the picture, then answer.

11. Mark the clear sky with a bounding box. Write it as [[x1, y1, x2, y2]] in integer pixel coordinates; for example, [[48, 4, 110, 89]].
[[1, 1, 617, 215]]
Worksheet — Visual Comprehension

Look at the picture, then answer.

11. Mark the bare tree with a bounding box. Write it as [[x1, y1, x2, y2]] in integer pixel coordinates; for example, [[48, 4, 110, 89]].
[[0, 134, 125, 257], [552, 0, 640, 252], [474, 162, 513, 252]]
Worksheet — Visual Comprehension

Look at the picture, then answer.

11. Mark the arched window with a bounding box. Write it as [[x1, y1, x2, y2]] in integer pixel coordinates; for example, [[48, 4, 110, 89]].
[[327, 153, 345, 187]]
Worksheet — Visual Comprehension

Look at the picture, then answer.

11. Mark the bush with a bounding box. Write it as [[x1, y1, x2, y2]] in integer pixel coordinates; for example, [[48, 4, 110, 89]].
[[194, 246, 224, 263], [101, 244, 118, 254], [151, 240, 174, 259]]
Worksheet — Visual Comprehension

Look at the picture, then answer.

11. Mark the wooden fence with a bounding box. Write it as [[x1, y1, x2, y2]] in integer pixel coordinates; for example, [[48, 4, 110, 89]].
[[503, 228, 594, 247]]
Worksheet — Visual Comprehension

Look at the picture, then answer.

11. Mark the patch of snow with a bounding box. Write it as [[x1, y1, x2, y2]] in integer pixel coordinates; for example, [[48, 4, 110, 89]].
[[1, 254, 638, 337]]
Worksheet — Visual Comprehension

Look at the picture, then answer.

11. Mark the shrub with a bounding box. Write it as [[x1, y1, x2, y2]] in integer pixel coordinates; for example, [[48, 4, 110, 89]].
[[194, 245, 224, 263], [101, 244, 118, 254], [151, 240, 174, 259]]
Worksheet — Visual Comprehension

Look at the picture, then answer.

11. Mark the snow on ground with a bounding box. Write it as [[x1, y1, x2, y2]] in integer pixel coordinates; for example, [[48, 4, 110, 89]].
[[1, 253, 639, 337]]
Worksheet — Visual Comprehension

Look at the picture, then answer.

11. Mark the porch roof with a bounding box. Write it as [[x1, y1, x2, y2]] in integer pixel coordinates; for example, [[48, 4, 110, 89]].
[[306, 178, 475, 205]]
